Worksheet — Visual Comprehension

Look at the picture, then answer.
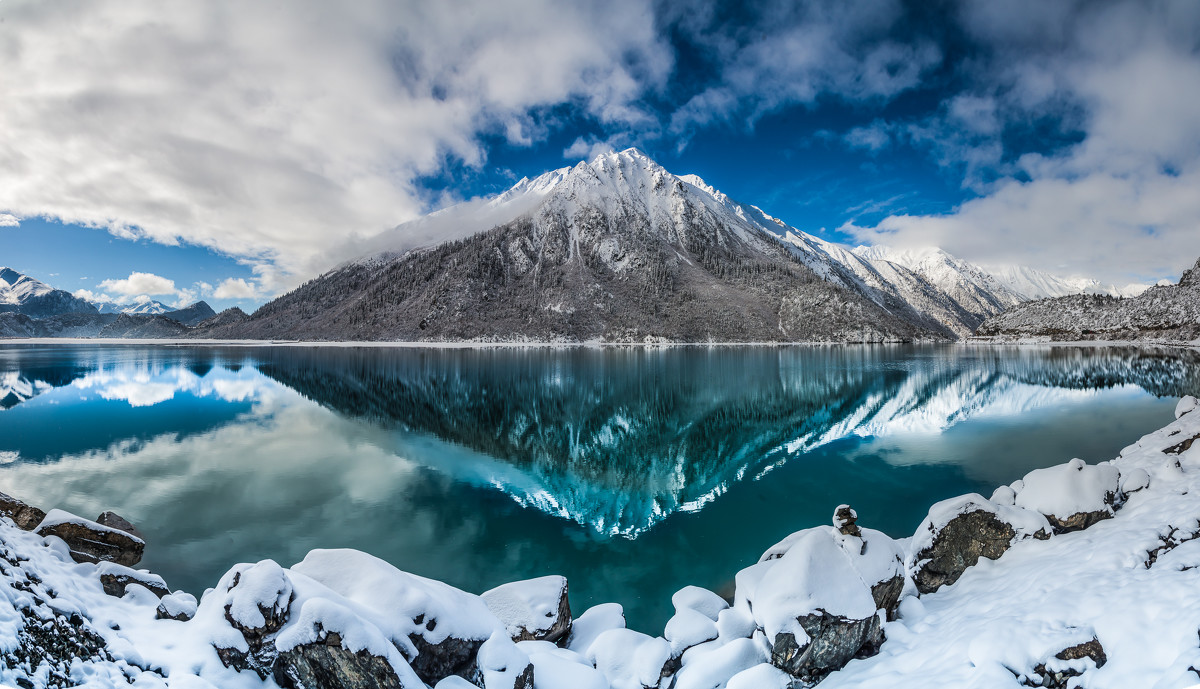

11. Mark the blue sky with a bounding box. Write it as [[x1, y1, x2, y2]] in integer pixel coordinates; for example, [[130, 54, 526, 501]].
[[1, 0, 1198, 311]]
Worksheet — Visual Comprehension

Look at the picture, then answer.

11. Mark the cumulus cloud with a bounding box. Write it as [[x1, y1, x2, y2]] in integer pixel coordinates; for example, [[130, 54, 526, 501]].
[[97, 272, 176, 297], [213, 278, 258, 300], [0, 0, 672, 282], [0, 213, 18, 227], [666, 0, 941, 135], [846, 0, 1200, 283]]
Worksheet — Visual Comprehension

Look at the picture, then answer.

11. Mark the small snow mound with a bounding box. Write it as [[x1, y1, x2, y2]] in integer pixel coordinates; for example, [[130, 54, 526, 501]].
[[477, 630, 532, 688], [726, 661, 794, 689], [566, 603, 626, 655], [672, 637, 769, 689], [664, 607, 718, 656], [1119, 467, 1151, 494], [481, 574, 569, 642], [670, 585, 728, 621], [588, 628, 670, 689], [1176, 395, 1198, 419]]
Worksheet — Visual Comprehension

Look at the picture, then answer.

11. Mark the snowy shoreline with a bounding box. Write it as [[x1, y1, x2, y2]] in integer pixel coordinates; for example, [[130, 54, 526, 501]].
[[1, 336, 1197, 351], [1, 399, 1200, 687]]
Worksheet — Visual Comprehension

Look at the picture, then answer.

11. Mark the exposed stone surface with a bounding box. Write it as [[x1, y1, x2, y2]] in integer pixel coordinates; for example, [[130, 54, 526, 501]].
[[770, 611, 883, 682], [407, 633, 484, 685], [0, 492, 45, 531], [1026, 638, 1107, 688], [97, 562, 169, 599], [274, 634, 412, 689], [35, 512, 145, 567], [156, 591, 198, 622], [95, 511, 144, 540], [911, 509, 1019, 594], [215, 561, 294, 679], [870, 574, 905, 621]]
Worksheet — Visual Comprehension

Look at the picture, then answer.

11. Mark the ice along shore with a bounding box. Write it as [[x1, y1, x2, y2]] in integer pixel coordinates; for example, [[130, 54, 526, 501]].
[[1, 397, 1200, 688]]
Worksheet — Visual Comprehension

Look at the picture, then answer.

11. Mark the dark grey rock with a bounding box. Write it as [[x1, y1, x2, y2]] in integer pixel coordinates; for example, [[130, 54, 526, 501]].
[[870, 574, 905, 621], [770, 610, 883, 682], [0, 492, 45, 531], [407, 633, 484, 686], [1045, 509, 1112, 534], [95, 511, 144, 541], [911, 509, 1025, 595], [274, 633, 415, 689], [98, 564, 169, 599], [36, 516, 145, 567], [834, 504, 860, 537], [215, 566, 294, 679]]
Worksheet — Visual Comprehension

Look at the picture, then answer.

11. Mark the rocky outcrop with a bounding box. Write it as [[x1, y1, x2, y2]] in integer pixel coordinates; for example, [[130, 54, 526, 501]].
[[909, 495, 1049, 595], [213, 560, 294, 678], [274, 636, 412, 689], [35, 510, 145, 567], [0, 492, 46, 531]]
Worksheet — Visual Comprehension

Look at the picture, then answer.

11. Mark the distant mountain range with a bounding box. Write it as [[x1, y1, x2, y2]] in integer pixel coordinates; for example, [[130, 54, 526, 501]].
[[0, 267, 216, 336], [0, 149, 1183, 343], [977, 257, 1200, 342]]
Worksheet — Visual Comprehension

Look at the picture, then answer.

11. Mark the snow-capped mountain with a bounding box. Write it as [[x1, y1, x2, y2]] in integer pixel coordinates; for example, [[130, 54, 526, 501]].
[[219, 148, 957, 342], [984, 264, 1152, 300], [92, 298, 173, 315], [0, 267, 97, 318]]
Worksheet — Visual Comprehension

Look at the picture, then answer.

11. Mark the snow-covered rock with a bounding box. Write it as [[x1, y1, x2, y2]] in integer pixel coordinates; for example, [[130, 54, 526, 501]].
[[291, 549, 502, 685], [156, 591, 198, 621], [669, 586, 728, 622], [907, 494, 1050, 594], [35, 509, 146, 567], [565, 603, 626, 656], [1013, 459, 1120, 533], [96, 561, 169, 599], [1177, 395, 1199, 419], [587, 628, 670, 689], [482, 575, 571, 644], [476, 631, 534, 689]]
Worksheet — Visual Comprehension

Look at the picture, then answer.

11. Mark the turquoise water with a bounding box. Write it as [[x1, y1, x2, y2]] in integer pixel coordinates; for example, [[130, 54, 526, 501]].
[[0, 343, 1196, 632]]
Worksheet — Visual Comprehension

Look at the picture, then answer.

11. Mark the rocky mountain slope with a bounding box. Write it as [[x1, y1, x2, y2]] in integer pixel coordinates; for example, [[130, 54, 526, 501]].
[[207, 150, 957, 343], [976, 257, 1200, 342], [0, 267, 97, 318]]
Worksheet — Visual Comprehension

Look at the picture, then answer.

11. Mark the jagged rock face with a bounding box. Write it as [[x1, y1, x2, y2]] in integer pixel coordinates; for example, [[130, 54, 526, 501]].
[[1179, 258, 1200, 288], [274, 636, 412, 689], [406, 633, 484, 685], [770, 611, 883, 682], [910, 509, 1018, 594], [870, 574, 905, 621]]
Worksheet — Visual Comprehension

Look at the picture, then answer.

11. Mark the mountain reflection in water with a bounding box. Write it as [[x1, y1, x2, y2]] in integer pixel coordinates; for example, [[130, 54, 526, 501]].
[[0, 343, 1195, 631]]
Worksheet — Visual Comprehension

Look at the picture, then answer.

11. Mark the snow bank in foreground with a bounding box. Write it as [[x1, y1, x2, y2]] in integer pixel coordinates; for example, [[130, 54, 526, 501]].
[[0, 396, 1197, 688]]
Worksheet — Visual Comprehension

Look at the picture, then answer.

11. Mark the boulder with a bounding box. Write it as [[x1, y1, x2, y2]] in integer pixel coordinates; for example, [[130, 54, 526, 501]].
[[1014, 459, 1119, 533], [565, 603, 625, 655], [0, 492, 46, 530], [96, 562, 169, 599], [833, 504, 860, 537], [672, 637, 770, 689], [156, 591, 199, 622], [35, 509, 145, 567], [213, 560, 295, 678], [663, 607, 718, 658], [96, 511, 144, 540], [670, 586, 728, 621], [274, 635, 413, 689], [481, 576, 571, 644], [291, 549, 501, 686], [908, 494, 1050, 594], [745, 527, 885, 681]]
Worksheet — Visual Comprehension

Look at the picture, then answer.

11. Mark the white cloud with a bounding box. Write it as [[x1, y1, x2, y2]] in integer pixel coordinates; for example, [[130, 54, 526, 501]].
[[0, 0, 672, 282], [97, 272, 176, 296], [844, 121, 893, 152], [72, 288, 105, 303], [846, 0, 1200, 284], [667, 0, 940, 135], [213, 278, 258, 300], [0, 213, 18, 227]]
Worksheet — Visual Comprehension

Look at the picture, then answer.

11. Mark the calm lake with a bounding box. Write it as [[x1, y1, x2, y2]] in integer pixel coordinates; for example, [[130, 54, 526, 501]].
[[1, 343, 1198, 632]]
